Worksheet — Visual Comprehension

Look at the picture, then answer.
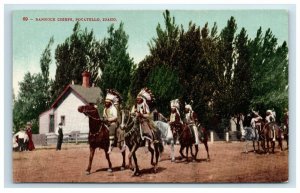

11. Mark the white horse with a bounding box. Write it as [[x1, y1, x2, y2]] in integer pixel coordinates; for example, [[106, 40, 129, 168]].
[[154, 121, 176, 162]]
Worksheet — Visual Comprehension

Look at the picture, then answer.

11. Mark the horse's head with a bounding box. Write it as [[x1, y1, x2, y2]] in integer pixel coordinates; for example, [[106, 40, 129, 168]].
[[120, 109, 133, 130], [78, 104, 100, 120]]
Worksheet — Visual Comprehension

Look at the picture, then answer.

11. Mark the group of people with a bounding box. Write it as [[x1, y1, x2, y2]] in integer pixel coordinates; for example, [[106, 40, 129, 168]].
[[103, 88, 201, 153], [246, 108, 289, 141], [13, 122, 35, 152]]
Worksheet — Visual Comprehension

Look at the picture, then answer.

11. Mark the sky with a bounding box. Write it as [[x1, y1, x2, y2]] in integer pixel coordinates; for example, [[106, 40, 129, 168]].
[[13, 9, 288, 95]]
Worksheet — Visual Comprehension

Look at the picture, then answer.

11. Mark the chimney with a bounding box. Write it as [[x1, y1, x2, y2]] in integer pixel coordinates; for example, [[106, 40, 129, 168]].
[[82, 71, 90, 88]]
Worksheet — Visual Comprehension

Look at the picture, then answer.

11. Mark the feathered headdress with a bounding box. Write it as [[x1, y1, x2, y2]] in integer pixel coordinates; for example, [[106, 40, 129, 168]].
[[185, 100, 194, 111], [105, 89, 122, 106], [170, 99, 180, 109], [137, 87, 155, 104]]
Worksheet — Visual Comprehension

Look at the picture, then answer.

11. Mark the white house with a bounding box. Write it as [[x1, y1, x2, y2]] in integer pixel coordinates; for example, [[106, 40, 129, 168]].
[[39, 71, 102, 135]]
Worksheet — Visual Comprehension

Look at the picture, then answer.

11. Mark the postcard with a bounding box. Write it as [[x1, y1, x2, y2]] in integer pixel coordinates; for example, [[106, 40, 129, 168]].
[[12, 9, 289, 183]]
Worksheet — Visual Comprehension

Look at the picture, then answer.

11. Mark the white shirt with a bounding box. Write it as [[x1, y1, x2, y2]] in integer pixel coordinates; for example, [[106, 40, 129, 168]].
[[103, 105, 118, 122], [266, 114, 275, 123]]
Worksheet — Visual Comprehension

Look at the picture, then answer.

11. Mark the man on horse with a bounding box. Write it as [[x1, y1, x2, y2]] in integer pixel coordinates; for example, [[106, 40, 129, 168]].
[[103, 89, 122, 154], [184, 102, 199, 145], [169, 99, 183, 138], [131, 88, 159, 142], [265, 109, 276, 141]]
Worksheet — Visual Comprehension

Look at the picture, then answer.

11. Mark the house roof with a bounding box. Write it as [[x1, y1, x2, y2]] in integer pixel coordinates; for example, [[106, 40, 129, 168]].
[[51, 84, 102, 108]]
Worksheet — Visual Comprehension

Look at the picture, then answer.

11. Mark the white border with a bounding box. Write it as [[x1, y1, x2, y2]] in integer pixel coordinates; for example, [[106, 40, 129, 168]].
[[1, 0, 298, 192]]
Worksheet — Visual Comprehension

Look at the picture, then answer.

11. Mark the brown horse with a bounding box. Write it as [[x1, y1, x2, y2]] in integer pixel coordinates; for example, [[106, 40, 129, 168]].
[[178, 123, 195, 162], [261, 122, 283, 154], [193, 125, 210, 161], [120, 109, 163, 176], [78, 105, 126, 175]]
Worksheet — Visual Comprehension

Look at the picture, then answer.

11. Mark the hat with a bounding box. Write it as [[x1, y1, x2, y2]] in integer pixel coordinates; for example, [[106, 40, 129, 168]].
[[266, 110, 272, 114], [170, 99, 180, 109], [137, 88, 155, 103], [26, 122, 32, 126], [105, 89, 122, 106]]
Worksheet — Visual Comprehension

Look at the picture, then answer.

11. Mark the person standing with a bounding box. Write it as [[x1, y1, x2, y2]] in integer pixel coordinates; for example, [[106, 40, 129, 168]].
[[13, 128, 28, 152], [56, 123, 63, 150], [25, 122, 35, 151]]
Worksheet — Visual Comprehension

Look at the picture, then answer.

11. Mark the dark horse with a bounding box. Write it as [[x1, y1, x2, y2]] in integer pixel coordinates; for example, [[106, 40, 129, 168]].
[[178, 123, 210, 162], [120, 109, 163, 176], [261, 122, 283, 154], [78, 104, 126, 175]]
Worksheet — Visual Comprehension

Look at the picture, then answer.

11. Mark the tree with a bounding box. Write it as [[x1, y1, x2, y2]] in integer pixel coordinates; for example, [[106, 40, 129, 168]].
[[52, 22, 101, 101], [249, 28, 288, 121], [232, 28, 251, 114], [13, 73, 46, 133], [99, 22, 134, 103], [146, 65, 183, 115], [40, 37, 54, 109]]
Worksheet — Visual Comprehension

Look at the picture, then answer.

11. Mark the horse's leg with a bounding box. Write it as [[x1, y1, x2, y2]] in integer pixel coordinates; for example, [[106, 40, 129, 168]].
[[171, 140, 175, 162], [86, 147, 95, 175], [105, 149, 113, 172], [128, 144, 137, 171], [121, 151, 126, 170], [185, 145, 189, 162], [132, 151, 140, 176], [193, 145, 198, 161], [179, 145, 185, 159], [153, 143, 159, 173], [148, 140, 155, 166], [204, 141, 210, 161], [266, 139, 270, 154]]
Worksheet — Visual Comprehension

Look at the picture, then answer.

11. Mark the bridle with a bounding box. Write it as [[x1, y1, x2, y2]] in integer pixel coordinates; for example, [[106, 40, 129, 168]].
[[82, 108, 101, 121], [121, 110, 136, 137]]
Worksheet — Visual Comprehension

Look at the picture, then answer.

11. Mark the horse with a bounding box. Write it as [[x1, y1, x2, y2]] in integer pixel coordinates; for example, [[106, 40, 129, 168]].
[[177, 123, 210, 162], [154, 121, 175, 162], [78, 104, 126, 175], [120, 109, 163, 176], [242, 126, 262, 153], [177, 123, 195, 162], [261, 122, 283, 154], [251, 120, 264, 153], [194, 125, 210, 161]]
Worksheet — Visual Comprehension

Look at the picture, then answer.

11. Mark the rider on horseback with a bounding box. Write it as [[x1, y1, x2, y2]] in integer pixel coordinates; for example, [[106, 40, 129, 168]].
[[103, 89, 122, 154], [265, 109, 276, 142], [131, 88, 159, 143], [169, 99, 183, 142], [184, 102, 199, 145]]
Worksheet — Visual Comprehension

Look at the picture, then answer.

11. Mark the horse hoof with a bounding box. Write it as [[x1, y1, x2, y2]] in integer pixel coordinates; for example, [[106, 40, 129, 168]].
[[107, 168, 113, 173], [120, 167, 125, 171], [85, 171, 90, 175], [134, 171, 140, 176], [171, 158, 175, 162]]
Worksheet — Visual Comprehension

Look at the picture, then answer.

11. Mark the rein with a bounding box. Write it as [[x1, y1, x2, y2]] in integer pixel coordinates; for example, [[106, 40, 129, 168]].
[[89, 122, 104, 137], [83, 109, 101, 121]]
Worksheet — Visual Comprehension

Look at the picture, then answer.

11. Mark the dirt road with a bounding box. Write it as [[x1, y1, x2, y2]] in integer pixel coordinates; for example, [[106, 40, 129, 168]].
[[13, 141, 288, 183]]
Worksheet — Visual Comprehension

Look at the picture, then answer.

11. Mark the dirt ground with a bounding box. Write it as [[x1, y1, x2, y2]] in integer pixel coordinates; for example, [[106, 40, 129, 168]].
[[13, 141, 288, 183]]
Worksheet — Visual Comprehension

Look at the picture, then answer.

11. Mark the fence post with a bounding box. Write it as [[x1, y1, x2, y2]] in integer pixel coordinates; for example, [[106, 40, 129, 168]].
[[226, 132, 229, 142], [75, 133, 78, 144], [210, 131, 214, 143]]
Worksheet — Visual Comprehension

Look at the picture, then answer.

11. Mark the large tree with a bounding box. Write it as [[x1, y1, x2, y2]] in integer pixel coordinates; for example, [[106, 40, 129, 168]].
[[99, 22, 134, 103]]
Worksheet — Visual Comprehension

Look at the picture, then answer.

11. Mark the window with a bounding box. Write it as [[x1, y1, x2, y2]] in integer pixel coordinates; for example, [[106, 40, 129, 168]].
[[61, 115, 65, 126], [49, 115, 54, 133]]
